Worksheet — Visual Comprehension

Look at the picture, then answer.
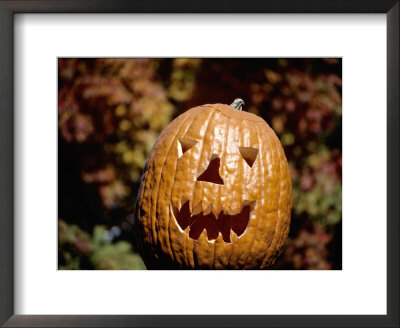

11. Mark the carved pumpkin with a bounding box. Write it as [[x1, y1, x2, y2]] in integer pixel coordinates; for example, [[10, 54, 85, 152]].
[[134, 99, 292, 269]]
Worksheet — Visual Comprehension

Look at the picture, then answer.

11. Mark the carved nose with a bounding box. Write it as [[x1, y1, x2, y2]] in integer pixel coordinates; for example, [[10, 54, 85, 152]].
[[196, 155, 224, 185]]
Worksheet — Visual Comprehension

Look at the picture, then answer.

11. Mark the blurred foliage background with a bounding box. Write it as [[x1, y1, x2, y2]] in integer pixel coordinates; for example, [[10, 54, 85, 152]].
[[58, 58, 342, 270]]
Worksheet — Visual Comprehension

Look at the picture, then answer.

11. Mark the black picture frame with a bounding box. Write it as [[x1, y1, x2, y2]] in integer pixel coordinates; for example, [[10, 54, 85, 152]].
[[0, 1, 398, 327]]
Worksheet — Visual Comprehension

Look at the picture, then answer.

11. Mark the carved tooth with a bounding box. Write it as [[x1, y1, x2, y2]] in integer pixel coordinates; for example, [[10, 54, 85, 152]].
[[230, 230, 239, 243], [197, 229, 208, 243], [212, 204, 222, 217], [227, 206, 235, 215], [184, 226, 190, 234], [219, 205, 228, 215], [208, 232, 224, 244], [215, 233, 224, 244], [204, 203, 213, 215], [192, 201, 202, 215]]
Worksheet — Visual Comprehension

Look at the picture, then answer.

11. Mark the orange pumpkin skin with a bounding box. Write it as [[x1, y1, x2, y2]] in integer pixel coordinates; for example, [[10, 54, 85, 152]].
[[134, 102, 292, 269]]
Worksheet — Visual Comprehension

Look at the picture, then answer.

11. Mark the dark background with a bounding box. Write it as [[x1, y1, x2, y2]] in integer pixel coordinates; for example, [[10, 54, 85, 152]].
[[58, 58, 342, 270]]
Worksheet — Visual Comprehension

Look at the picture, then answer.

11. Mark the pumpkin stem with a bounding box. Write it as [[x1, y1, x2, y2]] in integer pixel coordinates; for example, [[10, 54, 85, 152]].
[[230, 98, 245, 111]]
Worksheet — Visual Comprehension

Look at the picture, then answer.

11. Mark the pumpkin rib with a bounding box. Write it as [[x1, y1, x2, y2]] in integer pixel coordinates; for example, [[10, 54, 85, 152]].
[[136, 139, 157, 265], [258, 123, 279, 267], [261, 128, 279, 263], [238, 115, 244, 222], [264, 141, 291, 267], [225, 115, 242, 263], [283, 165, 293, 249], [239, 117, 250, 267], [211, 112, 226, 219], [221, 115, 234, 269], [214, 116, 223, 217], [169, 109, 206, 268], [148, 123, 177, 252], [225, 115, 241, 268], [252, 123, 276, 266], [261, 122, 283, 267], [138, 124, 175, 267], [176, 116, 204, 269], [166, 115, 197, 267], [270, 125, 285, 264], [241, 121, 265, 268], [209, 113, 220, 270], [235, 116, 248, 267], [273, 135, 289, 259], [272, 155, 291, 266], [220, 115, 235, 268], [222, 115, 236, 269], [211, 111, 232, 269], [243, 118, 265, 268], [191, 108, 214, 213], [152, 116, 191, 265], [188, 107, 217, 268], [205, 110, 222, 268], [152, 125, 179, 264], [180, 111, 210, 267]]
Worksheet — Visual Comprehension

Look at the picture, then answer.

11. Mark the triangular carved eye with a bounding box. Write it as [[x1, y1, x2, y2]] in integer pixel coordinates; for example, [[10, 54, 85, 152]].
[[177, 138, 197, 158], [239, 147, 259, 168]]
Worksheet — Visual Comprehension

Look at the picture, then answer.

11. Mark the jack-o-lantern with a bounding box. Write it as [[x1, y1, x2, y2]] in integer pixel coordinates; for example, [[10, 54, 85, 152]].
[[134, 99, 292, 269]]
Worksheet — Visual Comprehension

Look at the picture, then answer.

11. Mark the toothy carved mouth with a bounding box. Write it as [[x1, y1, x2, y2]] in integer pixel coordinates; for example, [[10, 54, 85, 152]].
[[171, 201, 255, 243]]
